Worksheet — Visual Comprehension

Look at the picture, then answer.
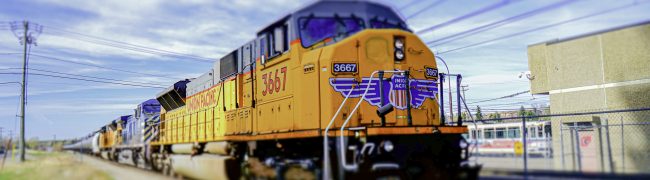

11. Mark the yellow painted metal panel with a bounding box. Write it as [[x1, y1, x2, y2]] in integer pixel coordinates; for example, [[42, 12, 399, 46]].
[[206, 107, 214, 141], [184, 113, 190, 143]]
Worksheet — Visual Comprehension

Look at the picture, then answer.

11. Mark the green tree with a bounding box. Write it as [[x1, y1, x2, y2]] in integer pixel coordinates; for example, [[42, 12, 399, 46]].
[[519, 106, 526, 117], [475, 106, 483, 120], [27, 137, 40, 149]]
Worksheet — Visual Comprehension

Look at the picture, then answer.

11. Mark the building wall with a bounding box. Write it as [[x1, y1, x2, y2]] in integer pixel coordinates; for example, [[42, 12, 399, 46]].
[[527, 22, 650, 173]]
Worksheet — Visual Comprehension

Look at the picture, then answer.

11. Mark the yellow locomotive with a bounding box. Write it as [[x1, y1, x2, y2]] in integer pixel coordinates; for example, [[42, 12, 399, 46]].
[[149, 1, 471, 179]]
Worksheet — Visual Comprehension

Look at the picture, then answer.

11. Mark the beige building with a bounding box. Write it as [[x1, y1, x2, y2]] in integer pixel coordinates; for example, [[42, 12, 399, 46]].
[[527, 21, 650, 173]]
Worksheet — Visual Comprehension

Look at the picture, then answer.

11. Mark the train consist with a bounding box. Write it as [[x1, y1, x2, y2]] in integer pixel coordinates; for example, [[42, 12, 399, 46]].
[[65, 1, 475, 179]]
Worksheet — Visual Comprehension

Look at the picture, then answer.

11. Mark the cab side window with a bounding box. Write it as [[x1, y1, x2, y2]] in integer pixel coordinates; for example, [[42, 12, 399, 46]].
[[260, 20, 290, 64]]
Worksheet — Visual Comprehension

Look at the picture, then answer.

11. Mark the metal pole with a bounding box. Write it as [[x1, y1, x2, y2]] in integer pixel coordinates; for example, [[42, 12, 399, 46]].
[[439, 73, 445, 125], [620, 116, 625, 173], [522, 116, 528, 176], [456, 75, 462, 126], [378, 71, 386, 126], [604, 118, 614, 173], [405, 71, 412, 126], [19, 21, 28, 162], [560, 121, 566, 170], [574, 128, 582, 171]]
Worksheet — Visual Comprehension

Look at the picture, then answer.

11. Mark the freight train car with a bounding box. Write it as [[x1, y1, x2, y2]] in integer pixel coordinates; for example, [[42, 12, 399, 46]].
[[63, 132, 100, 155], [147, 1, 473, 179]]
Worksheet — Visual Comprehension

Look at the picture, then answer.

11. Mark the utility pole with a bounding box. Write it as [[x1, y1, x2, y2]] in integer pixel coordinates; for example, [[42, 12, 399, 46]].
[[19, 21, 28, 162], [10, 20, 42, 162], [461, 85, 469, 118], [461, 85, 468, 100]]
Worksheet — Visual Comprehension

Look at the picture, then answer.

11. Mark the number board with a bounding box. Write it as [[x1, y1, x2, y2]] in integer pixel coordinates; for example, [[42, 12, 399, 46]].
[[332, 63, 357, 74], [424, 66, 438, 79]]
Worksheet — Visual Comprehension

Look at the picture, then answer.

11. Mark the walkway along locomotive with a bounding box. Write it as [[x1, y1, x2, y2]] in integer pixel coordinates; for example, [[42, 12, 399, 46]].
[[67, 1, 475, 179]]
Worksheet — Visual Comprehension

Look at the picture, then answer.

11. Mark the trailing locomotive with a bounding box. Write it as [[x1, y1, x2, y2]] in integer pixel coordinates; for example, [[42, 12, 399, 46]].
[[67, 1, 476, 179], [66, 99, 161, 167]]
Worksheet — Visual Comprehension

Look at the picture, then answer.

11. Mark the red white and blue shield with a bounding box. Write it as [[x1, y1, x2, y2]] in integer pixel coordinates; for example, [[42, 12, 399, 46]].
[[390, 75, 408, 110]]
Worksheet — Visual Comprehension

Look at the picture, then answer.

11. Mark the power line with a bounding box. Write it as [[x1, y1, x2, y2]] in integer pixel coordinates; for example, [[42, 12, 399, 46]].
[[468, 80, 529, 86], [465, 95, 538, 102], [25, 53, 180, 79], [415, 0, 516, 35], [398, 0, 421, 10], [467, 90, 531, 104], [1, 67, 168, 87], [43, 25, 216, 63], [0, 72, 165, 89], [426, 0, 576, 46], [438, 1, 649, 54], [405, 0, 447, 20], [0, 82, 22, 85]]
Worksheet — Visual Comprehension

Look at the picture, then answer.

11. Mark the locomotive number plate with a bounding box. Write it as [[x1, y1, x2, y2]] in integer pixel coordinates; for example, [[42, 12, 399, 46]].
[[332, 63, 357, 73], [425, 66, 438, 79]]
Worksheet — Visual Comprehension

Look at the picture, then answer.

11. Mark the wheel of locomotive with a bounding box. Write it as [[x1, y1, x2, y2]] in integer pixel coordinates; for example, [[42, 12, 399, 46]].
[[110, 148, 118, 162], [130, 150, 135, 166], [162, 158, 174, 177]]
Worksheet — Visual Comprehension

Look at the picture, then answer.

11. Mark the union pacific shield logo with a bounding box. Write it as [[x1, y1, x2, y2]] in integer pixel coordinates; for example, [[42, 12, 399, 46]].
[[329, 74, 438, 110], [391, 75, 408, 109]]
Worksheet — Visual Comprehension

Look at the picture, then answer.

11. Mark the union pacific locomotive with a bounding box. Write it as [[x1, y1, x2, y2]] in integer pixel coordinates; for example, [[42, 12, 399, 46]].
[[65, 1, 475, 179]]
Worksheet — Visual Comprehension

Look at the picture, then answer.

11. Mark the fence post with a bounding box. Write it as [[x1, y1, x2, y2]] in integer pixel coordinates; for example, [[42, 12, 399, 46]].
[[604, 118, 614, 173], [522, 116, 528, 176], [560, 123, 566, 170], [574, 127, 582, 171], [620, 116, 625, 173]]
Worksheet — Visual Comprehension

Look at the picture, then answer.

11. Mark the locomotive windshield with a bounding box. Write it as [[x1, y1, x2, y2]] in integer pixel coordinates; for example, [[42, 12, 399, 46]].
[[299, 16, 365, 47], [298, 15, 408, 47]]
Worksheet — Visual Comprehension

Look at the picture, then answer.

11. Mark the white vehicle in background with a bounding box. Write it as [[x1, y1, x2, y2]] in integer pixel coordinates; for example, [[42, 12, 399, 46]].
[[465, 121, 552, 157]]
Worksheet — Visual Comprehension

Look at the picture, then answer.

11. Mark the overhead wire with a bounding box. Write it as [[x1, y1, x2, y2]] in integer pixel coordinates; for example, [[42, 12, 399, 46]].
[[0, 72, 165, 89], [415, 0, 516, 35], [405, 0, 447, 20], [1, 67, 168, 87], [438, 1, 650, 54], [398, 0, 421, 10], [25, 53, 180, 80], [426, 0, 577, 46], [467, 90, 531, 104], [43, 25, 216, 63]]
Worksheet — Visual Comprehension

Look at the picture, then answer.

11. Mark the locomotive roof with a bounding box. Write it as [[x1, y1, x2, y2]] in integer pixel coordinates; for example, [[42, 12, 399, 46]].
[[257, 0, 407, 35]]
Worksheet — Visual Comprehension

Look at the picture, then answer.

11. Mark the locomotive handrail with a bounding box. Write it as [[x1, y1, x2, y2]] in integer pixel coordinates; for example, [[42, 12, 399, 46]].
[[323, 80, 357, 180], [323, 70, 404, 179]]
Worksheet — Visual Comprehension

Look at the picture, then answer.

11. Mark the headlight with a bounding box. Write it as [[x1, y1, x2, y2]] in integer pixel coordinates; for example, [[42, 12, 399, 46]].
[[394, 39, 404, 49], [382, 140, 394, 152], [395, 50, 404, 60]]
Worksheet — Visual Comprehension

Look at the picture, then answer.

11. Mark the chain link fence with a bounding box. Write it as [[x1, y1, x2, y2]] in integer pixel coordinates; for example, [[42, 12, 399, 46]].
[[462, 107, 650, 176]]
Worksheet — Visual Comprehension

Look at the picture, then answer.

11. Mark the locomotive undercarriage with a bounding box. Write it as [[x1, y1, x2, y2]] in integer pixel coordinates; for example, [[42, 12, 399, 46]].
[[148, 131, 477, 179]]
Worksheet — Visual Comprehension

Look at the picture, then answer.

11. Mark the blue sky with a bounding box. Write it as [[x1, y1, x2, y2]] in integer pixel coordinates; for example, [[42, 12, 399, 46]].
[[1, 0, 649, 139]]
